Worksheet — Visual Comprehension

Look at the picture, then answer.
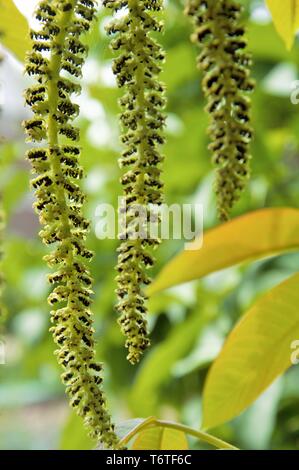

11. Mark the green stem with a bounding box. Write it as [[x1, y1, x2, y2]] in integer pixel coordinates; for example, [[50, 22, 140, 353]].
[[48, 5, 74, 226], [119, 418, 239, 450], [153, 420, 239, 450], [127, 0, 147, 292]]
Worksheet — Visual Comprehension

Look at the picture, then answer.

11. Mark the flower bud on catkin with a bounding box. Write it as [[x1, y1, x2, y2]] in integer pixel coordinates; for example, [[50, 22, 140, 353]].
[[24, 0, 119, 449], [0, 204, 5, 329], [103, 0, 166, 364], [186, 0, 254, 221], [0, 54, 6, 331]]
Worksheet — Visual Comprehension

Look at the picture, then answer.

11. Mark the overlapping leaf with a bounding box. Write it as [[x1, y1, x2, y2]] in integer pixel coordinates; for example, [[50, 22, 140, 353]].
[[149, 208, 299, 296], [202, 272, 299, 429]]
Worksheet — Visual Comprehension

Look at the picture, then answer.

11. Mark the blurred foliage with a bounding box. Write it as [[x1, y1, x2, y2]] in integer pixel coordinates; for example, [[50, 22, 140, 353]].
[[0, 0, 30, 62], [0, 0, 298, 450]]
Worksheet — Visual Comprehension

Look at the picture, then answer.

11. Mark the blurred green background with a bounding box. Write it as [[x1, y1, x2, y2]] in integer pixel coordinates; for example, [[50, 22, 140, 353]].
[[0, 0, 299, 450]]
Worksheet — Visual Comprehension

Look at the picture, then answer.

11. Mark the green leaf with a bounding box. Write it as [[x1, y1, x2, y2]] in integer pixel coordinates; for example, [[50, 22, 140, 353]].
[[202, 272, 299, 430], [132, 426, 189, 450], [266, 0, 299, 50], [129, 305, 213, 416], [148, 208, 299, 296], [0, 0, 30, 62], [60, 412, 94, 450]]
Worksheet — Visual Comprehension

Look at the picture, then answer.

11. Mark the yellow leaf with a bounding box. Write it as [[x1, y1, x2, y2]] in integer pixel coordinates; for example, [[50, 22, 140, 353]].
[[0, 0, 30, 62], [202, 272, 299, 429], [132, 426, 189, 450], [148, 208, 299, 296], [116, 417, 156, 447], [266, 0, 299, 50]]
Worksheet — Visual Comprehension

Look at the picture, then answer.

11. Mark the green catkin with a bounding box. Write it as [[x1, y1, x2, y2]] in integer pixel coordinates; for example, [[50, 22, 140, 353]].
[[0, 202, 5, 331], [103, 0, 166, 364], [185, 0, 254, 221], [23, 0, 119, 449], [0, 54, 6, 331]]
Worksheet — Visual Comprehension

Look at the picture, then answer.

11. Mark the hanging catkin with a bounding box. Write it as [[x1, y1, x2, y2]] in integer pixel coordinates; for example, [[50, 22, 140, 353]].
[[103, 0, 166, 364], [0, 53, 6, 331], [186, 0, 254, 221], [23, 0, 119, 449], [0, 202, 5, 329]]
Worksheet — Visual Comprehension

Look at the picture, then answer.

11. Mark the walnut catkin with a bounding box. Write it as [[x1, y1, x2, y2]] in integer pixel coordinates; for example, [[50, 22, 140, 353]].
[[24, 0, 119, 449], [186, 0, 254, 221], [0, 53, 5, 330], [103, 0, 166, 364], [0, 204, 5, 329]]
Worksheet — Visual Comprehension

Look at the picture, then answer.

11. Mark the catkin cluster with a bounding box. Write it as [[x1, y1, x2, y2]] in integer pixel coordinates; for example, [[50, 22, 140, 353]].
[[24, 0, 119, 448], [103, 0, 166, 364], [186, 0, 254, 221], [0, 204, 5, 327], [0, 54, 5, 328]]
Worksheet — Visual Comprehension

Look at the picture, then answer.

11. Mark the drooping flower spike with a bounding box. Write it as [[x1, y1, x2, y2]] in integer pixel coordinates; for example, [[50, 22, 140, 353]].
[[0, 202, 5, 329], [186, 0, 254, 221], [103, 0, 166, 364], [0, 54, 6, 331], [24, 0, 119, 449]]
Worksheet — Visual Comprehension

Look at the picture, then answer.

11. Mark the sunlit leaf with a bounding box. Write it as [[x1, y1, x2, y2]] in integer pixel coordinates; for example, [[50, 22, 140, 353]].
[[266, 0, 299, 50], [202, 272, 299, 429], [132, 426, 189, 450], [149, 208, 299, 296], [0, 0, 30, 61]]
